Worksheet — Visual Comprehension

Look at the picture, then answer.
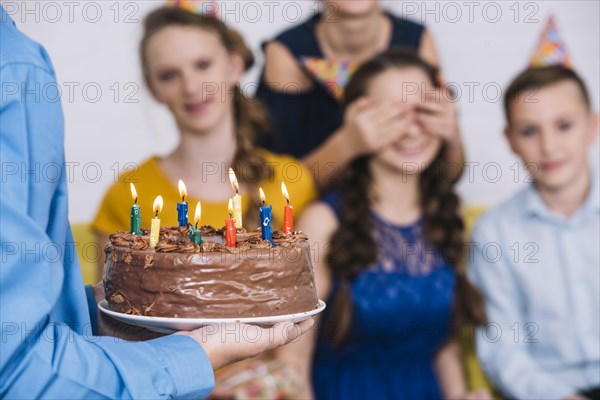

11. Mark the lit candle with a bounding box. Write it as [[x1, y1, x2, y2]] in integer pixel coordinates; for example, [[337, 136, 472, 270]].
[[177, 179, 188, 228], [150, 196, 163, 249], [259, 187, 274, 245], [228, 168, 243, 229], [281, 182, 294, 235], [130, 183, 142, 235], [189, 201, 203, 245], [225, 198, 236, 248]]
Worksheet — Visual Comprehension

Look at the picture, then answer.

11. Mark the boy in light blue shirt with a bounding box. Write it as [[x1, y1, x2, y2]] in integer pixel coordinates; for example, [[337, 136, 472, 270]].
[[468, 64, 599, 399]]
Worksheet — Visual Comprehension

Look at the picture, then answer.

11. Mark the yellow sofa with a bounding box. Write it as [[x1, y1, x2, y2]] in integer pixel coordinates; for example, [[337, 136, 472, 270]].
[[460, 207, 495, 393], [72, 223, 99, 285]]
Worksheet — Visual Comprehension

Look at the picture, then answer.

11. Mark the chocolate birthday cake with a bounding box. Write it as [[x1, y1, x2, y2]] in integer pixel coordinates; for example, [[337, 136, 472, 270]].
[[103, 226, 319, 318]]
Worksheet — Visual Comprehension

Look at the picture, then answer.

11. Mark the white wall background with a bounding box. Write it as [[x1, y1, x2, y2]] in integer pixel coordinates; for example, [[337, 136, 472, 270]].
[[4, 0, 599, 222]]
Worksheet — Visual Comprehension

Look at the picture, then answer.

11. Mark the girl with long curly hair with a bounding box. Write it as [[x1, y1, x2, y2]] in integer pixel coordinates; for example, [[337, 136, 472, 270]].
[[277, 49, 489, 400]]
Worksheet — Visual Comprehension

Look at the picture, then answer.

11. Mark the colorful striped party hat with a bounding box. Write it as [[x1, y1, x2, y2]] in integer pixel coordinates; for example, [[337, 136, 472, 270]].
[[529, 16, 572, 68], [166, 0, 218, 17], [301, 57, 360, 101]]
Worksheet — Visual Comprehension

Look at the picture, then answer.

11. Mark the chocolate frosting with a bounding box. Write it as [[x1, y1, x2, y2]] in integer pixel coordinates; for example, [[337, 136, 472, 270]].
[[103, 226, 319, 318]]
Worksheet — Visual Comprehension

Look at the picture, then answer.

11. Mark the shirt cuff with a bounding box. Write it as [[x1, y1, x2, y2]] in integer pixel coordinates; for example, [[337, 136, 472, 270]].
[[84, 284, 98, 336], [145, 334, 215, 399]]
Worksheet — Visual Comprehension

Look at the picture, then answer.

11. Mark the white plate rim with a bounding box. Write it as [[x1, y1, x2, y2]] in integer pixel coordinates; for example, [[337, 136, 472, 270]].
[[98, 299, 326, 330]]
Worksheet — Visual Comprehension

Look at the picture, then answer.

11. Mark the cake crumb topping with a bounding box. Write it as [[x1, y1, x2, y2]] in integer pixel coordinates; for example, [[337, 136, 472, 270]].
[[109, 226, 307, 253]]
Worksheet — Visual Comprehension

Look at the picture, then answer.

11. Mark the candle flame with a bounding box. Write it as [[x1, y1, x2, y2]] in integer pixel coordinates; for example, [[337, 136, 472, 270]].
[[153, 195, 163, 216], [228, 168, 239, 192], [178, 180, 188, 201], [259, 187, 266, 204], [281, 182, 290, 204], [228, 198, 233, 217], [194, 201, 201, 226], [130, 183, 138, 204]]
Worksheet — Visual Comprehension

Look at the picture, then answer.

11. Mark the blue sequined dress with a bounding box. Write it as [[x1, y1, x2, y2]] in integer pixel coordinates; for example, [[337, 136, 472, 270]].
[[312, 194, 456, 400]]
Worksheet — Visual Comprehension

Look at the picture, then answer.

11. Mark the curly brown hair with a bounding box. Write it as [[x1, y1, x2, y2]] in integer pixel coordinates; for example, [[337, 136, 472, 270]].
[[140, 7, 269, 227], [325, 49, 486, 345]]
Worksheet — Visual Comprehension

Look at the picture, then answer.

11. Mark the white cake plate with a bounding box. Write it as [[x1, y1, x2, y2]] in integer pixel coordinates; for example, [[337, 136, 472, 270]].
[[98, 299, 326, 334]]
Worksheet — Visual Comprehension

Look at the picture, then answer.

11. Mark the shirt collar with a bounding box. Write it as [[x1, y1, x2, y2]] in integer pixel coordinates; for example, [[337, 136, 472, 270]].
[[523, 185, 550, 219], [524, 167, 600, 223], [1, 6, 15, 26], [583, 167, 600, 215]]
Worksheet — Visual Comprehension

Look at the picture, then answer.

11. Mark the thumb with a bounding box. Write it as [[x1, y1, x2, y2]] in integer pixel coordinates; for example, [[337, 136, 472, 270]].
[[284, 318, 314, 343]]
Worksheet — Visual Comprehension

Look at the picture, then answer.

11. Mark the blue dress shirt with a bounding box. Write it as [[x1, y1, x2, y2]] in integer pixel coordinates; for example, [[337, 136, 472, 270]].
[[469, 170, 600, 399], [0, 7, 214, 398]]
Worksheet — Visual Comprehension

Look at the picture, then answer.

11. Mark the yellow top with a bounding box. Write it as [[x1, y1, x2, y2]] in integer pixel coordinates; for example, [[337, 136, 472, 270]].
[[92, 149, 317, 235]]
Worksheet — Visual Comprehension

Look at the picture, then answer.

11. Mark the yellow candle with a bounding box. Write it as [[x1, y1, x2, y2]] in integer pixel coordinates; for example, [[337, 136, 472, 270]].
[[150, 195, 163, 249], [228, 168, 243, 229]]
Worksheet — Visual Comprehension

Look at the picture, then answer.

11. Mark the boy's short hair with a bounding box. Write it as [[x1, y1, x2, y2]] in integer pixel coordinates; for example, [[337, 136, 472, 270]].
[[504, 65, 591, 121]]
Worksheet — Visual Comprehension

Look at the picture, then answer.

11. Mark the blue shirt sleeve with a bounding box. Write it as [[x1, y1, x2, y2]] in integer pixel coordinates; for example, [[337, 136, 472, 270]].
[[0, 19, 215, 398]]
